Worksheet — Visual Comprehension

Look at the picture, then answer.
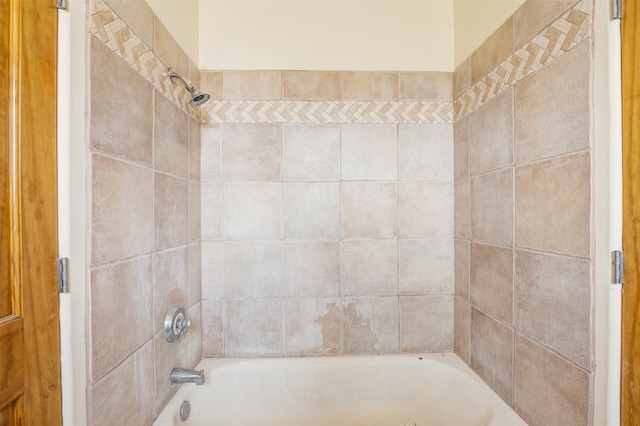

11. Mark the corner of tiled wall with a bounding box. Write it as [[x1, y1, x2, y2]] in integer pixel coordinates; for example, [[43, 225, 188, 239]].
[[88, 1, 202, 424], [453, 0, 594, 424]]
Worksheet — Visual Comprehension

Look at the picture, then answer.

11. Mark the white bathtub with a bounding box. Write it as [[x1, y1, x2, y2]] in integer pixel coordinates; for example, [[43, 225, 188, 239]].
[[153, 353, 527, 426]]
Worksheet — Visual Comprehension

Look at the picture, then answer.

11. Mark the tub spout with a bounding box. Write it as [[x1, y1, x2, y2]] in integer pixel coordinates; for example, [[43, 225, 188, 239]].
[[170, 368, 205, 386]]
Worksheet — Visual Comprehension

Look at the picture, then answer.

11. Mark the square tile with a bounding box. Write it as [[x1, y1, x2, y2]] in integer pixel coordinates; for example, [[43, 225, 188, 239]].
[[341, 124, 397, 181], [398, 72, 452, 100], [222, 123, 281, 181], [514, 334, 590, 426], [341, 182, 398, 238], [223, 71, 281, 100], [201, 181, 222, 240], [470, 168, 513, 245], [398, 124, 453, 180], [399, 238, 453, 295], [343, 240, 398, 296], [282, 124, 340, 181], [341, 72, 398, 100], [154, 93, 188, 178], [152, 247, 189, 335], [454, 178, 470, 239], [202, 300, 224, 357], [399, 181, 454, 237], [470, 243, 513, 325], [223, 241, 283, 298], [285, 299, 341, 356], [201, 124, 221, 181], [224, 182, 282, 240], [471, 308, 514, 405], [284, 242, 341, 297], [201, 241, 223, 300], [454, 239, 470, 300], [343, 297, 399, 354], [225, 299, 284, 356], [515, 250, 591, 369], [470, 87, 513, 174], [283, 183, 340, 238], [399, 295, 453, 352], [454, 115, 470, 179], [454, 296, 471, 363], [282, 71, 340, 100], [154, 173, 189, 251], [515, 152, 590, 257]]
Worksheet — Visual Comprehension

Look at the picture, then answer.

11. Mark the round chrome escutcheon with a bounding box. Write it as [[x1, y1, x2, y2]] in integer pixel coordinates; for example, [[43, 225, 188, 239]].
[[180, 400, 190, 422]]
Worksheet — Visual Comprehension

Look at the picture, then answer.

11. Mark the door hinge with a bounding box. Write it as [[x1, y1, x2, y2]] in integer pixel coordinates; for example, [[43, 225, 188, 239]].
[[612, 250, 624, 285], [58, 257, 70, 293], [612, 0, 622, 20], [56, 0, 67, 10]]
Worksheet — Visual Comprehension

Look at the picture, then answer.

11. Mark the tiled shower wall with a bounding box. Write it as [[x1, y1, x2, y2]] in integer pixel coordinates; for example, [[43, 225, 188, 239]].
[[453, 1, 594, 425], [199, 71, 456, 357], [88, 1, 202, 424]]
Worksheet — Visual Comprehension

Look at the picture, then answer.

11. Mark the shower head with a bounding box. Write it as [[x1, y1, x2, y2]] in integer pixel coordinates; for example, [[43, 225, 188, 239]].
[[168, 68, 210, 107]]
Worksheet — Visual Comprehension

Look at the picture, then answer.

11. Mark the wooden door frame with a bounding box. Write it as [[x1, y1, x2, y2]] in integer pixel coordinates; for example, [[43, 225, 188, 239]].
[[0, 0, 62, 424], [621, 0, 640, 424]]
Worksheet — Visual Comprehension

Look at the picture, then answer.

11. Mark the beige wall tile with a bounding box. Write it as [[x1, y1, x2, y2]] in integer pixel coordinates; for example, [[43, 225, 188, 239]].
[[90, 39, 153, 166], [470, 168, 514, 245], [515, 152, 590, 257], [343, 297, 399, 354], [341, 124, 397, 181], [471, 17, 515, 84], [154, 18, 189, 78], [514, 334, 590, 426], [153, 331, 190, 413], [201, 71, 223, 100], [398, 124, 453, 180], [223, 71, 281, 100], [188, 59, 200, 90], [471, 308, 514, 405], [154, 173, 189, 251], [470, 87, 514, 174], [515, 41, 590, 164], [226, 299, 284, 356], [224, 182, 282, 239], [189, 117, 201, 180], [222, 123, 281, 181], [91, 154, 153, 265], [454, 57, 471, 100], [398, 72, 452, 100], [201, 124, 221, 181], [89, 342, 154, 426], [399, 181, 454, 238], [285, 299, 341, 356], [223, 241, 283, 298], [104, 0, 154, 47], [400, 295, 453, 352], [470, 243, 513, 325], [201, 241, 223, 300], [283, 183, 340, 238], [454, 296, 471, 363], [454, 178, 470, 239], [343, 240, 398, 296], [189, 180, 201, 242], [202, 300, 224, 357], [399, 238, 454, 295], [201, 181, 222, 240], [282, 71, 341, 100], [454, 115, 470, 179], [284, 242, 341, 298], [454, 239, 470, 300], [514, 0, 578, 47], [90, 257, 153, 382], [341, 182, 398, 238], [515, 250, 591, 369], [341, 71, 398, 100], [154, 93, 189, 178], [282, 124, 340, 182], [152, 247, 189, 336], [189, 243, 202, 306]]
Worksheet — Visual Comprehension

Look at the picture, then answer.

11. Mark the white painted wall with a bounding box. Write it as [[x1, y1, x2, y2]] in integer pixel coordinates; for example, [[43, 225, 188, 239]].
[[147, 0, 200, 65], [198, 1, 453, 71], [453, 0, 525, 67]]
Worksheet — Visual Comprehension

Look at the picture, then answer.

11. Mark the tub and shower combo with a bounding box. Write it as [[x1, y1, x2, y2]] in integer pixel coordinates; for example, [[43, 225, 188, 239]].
[[158, 305, 526, 426]]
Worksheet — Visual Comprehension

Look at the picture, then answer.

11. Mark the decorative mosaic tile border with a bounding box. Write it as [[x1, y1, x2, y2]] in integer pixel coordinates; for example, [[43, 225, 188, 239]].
[[91, 0, 591, 125], [201, 100, 454, 124], [90, 0, 200, 120], [455, 0, 591, 120]]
